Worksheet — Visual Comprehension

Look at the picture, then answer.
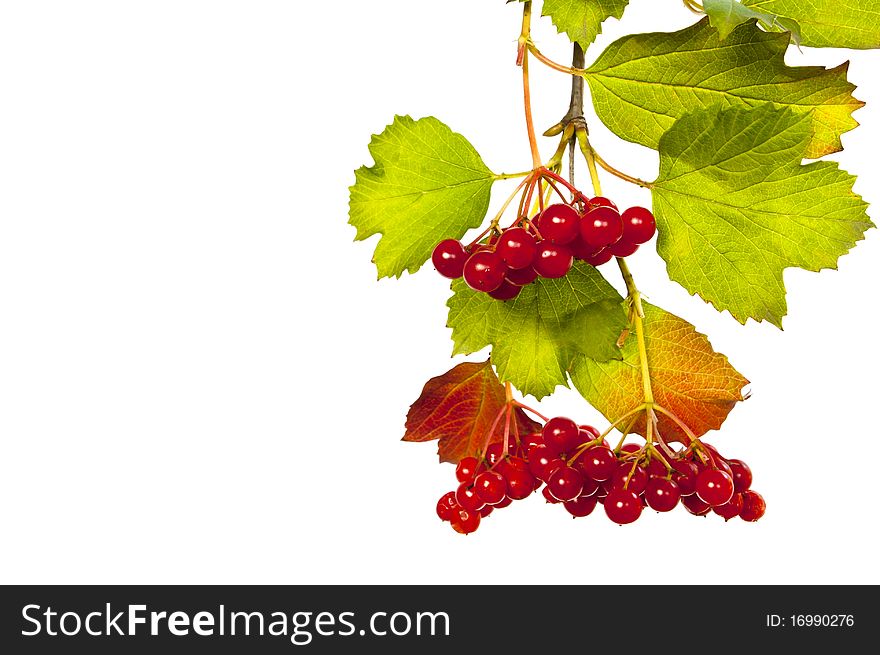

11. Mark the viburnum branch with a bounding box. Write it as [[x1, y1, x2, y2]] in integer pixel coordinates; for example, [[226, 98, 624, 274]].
[[518, 2, 542, 169]]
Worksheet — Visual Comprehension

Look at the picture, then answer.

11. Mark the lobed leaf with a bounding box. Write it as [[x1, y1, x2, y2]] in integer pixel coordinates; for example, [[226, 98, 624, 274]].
[[349, 115, 495, 278], [652, 103, 873, 327], [447, 262, 626, 400], [570, 304, 749, 442], [584, 18, 863, 159], [403, 360, 541, 463], [703, 0, 801, 42], [539, 0, 630, 50]]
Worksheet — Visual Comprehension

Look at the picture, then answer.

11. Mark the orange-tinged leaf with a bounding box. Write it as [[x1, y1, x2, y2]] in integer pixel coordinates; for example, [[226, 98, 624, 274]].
[[403, 360, 541, 464], [570, 304, 749, 442]]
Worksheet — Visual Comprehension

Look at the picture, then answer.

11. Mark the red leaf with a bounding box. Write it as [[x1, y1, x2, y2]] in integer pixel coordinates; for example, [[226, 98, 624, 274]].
[[403, 360, 542, 464]]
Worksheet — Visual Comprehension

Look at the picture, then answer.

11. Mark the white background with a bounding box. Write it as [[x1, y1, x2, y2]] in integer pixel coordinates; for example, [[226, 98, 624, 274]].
[[1, 1, 877, 585]]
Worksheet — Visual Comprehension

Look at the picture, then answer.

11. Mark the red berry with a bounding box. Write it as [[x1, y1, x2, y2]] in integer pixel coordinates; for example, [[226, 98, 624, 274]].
[[521, 433, 544, 451], [604, 488, 642, 524], [547, 466, 584, 502], [542, 416, 581, 455], [579, 475, 599, 497], [533, 241, 573, 278], [455, 457, 479, 483], [564, 495, 598, 518], [450, 508, 481, 534], [621, 207, 656, 244], [505, 265, 539, 286], [504, 468, 536, 500], [739, 490, 766, 522], [671, 459, 699, 496], [485, 442, 505, 466], [492, 495, 513, 509], [589, 196, 618, 211], [713, 493, 744, 521], [479, 505, 494, 518], [431, 239, 468, 279], [527, 445, 565, 481], [695, 469, 735, 507], [682, 494, 711, 516], [463, 250, 508, 292], [646, 456, 668, 479], [436, 492, 458, 521], [644, 477, 681, 512], [455, 482, 485, 512], [488, 279, 522, 301], [727, 459, 753, 493], [496, 227, 538, 269], [474, 471, 507, 505], [580, 206, 624, 248], [570, 236, 599, 261], [538, 204, 581, 244], [609, 462, 648, 495], [579, 425, 601, 440], [607, 239, 638, 258], [584, 248, 613, 266], [619, 443, 641, 455], [581, 446, 617, 481], [542, 486, 561, 504]]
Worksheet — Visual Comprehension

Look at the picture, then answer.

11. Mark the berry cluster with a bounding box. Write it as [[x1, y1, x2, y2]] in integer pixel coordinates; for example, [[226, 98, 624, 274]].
[[431, 197, 656, 301], [435, 416, 765, 534]]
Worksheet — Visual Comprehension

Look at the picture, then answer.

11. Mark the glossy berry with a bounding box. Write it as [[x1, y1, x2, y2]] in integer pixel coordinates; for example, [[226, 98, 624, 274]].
[[542, 486, 561, 504], [580, 446, 617, 481], [485, 442, 504, 466], [570, 237, 598, 261], [671, 459, 699, 496], [645, 477, 681, 512], [450, 508, 480, 534], [681, 494, 711, 516], [579, 424, 601, 440], [604, 488, 642, 524], [505, 265, 539, 286], [431, 239, 468, 279], [542, 416, 581, 455], [619, 443, 641, 455], [455, 457, 480, 483], [584, 248, 613, 267], [579, 475, 600, 497], [727, 459, 753, 493], [504, 468, 536, 500], [695, 469, 735, 507], [580, 206, 624, 248], [564, 495, 598, 518], [607, 239, 638, 258], [436, 492, 458, 521], [547, 466, 584, 502], [609, 463, 648, 495], [479, 505, 493, 518], [492, 495, 513, 509], [474, 471, 507, 505], [713, 493, 744, 521], [589, 196, 618, 211], [455, 482, 485, 512], [621, 207, 656, 244], [488, 279, 522, 301], [646, 457, 668, 479], [495, 227, 538, 269], [739, 490, 766, 522], [463, 250, 507, 292], [533, 241, 574, 278], [527, 446, 565, 482], [538, 204, 581, 244], [520, 433, 544, 451]]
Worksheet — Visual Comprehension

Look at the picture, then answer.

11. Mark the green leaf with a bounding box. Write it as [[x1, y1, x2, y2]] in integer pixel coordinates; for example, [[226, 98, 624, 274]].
[[652, 103, 873, 327], [538, 0, 630, 49], [742, 0, 880, 49], [447, 262, 626, 399], [583, 18, 863, 159], [349, 115, 495, 279], [704, 0, 801, 42], [570, 304, 749, 441]]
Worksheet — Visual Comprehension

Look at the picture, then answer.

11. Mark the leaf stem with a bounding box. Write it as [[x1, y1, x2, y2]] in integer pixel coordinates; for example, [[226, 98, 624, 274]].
[[592, 151, 653, 189], [519, 3, 542, 170], [526, 41, 585, 76], [494, 171, 534, 180]]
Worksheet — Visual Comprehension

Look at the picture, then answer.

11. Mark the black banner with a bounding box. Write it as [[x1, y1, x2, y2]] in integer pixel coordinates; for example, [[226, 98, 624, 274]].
[[0, 585, 871, 653]]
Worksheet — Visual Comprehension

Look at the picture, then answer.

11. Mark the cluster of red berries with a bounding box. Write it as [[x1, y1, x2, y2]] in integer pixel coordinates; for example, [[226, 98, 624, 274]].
[[431, 198, 656, 301], [435, 416, 765, 534]]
